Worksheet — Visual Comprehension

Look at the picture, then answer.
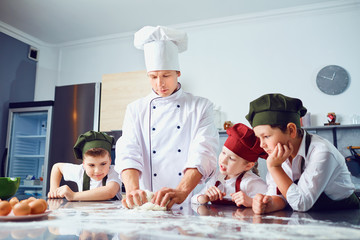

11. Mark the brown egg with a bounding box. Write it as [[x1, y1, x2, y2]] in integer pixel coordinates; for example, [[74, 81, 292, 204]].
[[0, 201, 12, 216], [38, 199, 48, 211], [27, 196, 36, 202], [9, 197, 19, 208], [20, 199, 31, 205], [29, 199, 46, 214], [13, 202, 31, 216]]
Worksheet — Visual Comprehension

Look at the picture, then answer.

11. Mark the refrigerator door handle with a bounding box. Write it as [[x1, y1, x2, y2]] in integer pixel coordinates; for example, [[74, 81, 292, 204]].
[[1, 148, 7, 176]]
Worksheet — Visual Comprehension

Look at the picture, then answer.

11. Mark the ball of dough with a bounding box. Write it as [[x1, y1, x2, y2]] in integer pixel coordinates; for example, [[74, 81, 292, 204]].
[[125, 190, 167, 211]]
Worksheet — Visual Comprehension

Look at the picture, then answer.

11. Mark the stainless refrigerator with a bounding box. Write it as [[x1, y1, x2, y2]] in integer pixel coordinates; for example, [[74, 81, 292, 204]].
[[46, 82, 101, 193], [5, 101, 54, 199]]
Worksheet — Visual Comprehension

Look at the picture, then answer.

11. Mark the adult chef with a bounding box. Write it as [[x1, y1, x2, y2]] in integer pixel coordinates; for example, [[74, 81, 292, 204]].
[[115, 25, 219, 209]]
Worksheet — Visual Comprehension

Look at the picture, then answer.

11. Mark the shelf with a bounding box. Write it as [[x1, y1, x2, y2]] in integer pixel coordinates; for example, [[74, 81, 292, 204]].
[[304, 124, 360, 130], [14, 155, 45, 158], [19, 185, 43, 189], [16, 135, 46, 139], [304, 124, 360, 148]]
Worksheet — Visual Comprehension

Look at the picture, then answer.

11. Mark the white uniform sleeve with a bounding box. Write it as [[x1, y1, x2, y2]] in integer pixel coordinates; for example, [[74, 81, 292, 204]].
[[242, 172, 268, 198], [115, 105, 145, 179], [184, 99, 219, 183], [106, 166, 122, 186], [106, 166, 123, 200], [265, 170, 286, 202], [286, 149, 338, 212], [62, 163, 83, 183]]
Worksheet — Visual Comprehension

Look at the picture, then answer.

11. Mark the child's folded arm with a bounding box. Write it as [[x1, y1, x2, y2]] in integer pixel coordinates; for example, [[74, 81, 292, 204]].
[[48, 163, 65, 194], [67, 181, 121, 201]]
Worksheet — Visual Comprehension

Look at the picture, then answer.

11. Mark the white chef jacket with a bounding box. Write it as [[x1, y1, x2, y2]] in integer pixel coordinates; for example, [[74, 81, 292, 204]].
[[191, 171, 268, 204], [266, 131, 355, 212], [62, 164, 122, 200], [115, 86, 219, 202]]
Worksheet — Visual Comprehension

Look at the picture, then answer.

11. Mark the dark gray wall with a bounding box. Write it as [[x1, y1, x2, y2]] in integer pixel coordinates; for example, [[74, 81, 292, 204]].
[[0, 32, 37, 176]]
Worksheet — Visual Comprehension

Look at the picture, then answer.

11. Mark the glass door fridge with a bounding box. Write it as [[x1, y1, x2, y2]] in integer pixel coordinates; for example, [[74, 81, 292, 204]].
[[5, 101, 53, 199]]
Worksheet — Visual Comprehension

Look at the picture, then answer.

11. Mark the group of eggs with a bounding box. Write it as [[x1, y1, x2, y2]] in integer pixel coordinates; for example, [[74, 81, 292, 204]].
[[0, 197, 47, 216]]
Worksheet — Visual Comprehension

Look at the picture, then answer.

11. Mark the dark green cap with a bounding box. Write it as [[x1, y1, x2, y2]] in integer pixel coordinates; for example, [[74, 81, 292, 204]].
[[245, 93, 307, 128], [73, 130, 114, 160]]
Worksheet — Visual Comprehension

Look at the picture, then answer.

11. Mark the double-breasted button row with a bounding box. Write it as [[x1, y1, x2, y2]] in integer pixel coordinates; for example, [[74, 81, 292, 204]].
[[151, 125, 181, 131], [152, 149, 181, 154], [151, 104, 180, 109], [153, 172, 182, 177]]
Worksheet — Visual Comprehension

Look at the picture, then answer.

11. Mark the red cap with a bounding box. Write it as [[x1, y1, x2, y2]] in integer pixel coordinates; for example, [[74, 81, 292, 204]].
[[224, 123, 268, 162]]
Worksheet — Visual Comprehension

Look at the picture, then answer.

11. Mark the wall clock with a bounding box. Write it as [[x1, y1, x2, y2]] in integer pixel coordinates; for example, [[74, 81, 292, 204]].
[[316, 65, 350, 95]]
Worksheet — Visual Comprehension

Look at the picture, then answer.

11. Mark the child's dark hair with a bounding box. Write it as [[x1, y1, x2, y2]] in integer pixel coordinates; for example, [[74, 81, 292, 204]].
[[270, 124, 304, 137], [84, 148, 110, 158]]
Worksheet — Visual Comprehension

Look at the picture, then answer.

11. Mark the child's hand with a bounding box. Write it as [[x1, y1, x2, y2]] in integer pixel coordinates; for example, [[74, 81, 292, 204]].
[[47, 189, 59, 199], [197, 194, 210, 204], [252, 193, 272, 215], [231, 191, 252, 207], [47, 198, 64, 210], [267, 142, 293, 168], [205, 186, 226, 201], [55, 185, 75, 201]]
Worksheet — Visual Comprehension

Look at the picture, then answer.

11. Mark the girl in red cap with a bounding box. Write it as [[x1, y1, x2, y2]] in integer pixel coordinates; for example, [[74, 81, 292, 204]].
[[191, 123, 268, 207]]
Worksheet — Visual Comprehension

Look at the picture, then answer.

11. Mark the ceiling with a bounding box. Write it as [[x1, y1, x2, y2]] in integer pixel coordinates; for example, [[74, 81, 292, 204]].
[[0, 0, 334, 45]]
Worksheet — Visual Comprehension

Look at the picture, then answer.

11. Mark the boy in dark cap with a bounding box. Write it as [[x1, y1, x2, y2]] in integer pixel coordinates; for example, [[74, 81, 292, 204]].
[[191, 123, 268, 208], [246, 93, 359, 214], [48, 131, 122, 201]]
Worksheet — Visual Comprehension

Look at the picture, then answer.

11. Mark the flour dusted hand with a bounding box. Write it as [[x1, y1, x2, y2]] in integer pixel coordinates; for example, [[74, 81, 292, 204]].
[[125, 190, 167, 211]]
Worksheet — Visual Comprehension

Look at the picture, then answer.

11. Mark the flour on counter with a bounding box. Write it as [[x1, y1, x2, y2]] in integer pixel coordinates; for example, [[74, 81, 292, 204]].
[[2, 201, 360, 240], [133, 202, 166, 211]]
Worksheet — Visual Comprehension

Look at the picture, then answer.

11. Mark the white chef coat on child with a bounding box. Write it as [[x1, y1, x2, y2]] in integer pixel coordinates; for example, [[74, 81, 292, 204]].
[[62, 163, 122, 200], [115, 86, 219, 204], [266, 131, 355, 212], [191, 170, 268, 204]]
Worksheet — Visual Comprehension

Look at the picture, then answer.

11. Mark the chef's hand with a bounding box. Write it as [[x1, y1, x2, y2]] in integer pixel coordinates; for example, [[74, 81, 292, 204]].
[[153, 187, 188, 209], [252, 193, 272, 215], [205, 186, 226, 202], [122, 189, 148, 209], [231, 191, 252, 207], [266, 142, 293, 169]]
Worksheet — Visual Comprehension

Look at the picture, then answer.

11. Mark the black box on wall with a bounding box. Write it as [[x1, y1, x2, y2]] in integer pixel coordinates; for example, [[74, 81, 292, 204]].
[[28, 46, 39, 61]]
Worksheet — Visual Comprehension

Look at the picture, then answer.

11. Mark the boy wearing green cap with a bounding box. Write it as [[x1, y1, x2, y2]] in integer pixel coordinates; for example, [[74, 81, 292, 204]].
[[246, 93, 359, 214], [48, 131, 122, 201]]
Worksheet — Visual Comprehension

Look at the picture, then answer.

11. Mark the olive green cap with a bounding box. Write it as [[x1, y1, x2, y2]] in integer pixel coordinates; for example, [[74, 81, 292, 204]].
[[73, 130, 114, 160], [245, 93, 307, 128]]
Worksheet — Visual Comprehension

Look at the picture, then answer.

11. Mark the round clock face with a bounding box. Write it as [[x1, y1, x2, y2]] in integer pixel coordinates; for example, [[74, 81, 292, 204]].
[[316, 65, 350, 95]]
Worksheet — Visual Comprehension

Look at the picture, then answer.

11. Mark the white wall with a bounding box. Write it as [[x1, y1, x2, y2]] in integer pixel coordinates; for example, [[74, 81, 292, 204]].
[[36, 1, 360, 127], [34, 45, 59, 101]]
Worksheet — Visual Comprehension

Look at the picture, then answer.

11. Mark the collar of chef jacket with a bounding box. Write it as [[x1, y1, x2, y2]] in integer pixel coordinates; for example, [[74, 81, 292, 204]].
[[149, 83, 182, 101]]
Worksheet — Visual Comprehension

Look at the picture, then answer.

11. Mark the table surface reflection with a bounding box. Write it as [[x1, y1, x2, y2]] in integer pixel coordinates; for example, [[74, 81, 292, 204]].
[[1, 199, 360, 240]]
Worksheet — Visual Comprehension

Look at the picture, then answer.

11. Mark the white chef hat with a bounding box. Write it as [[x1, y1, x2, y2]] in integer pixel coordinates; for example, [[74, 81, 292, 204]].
[[134, 25, 188, 72]]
